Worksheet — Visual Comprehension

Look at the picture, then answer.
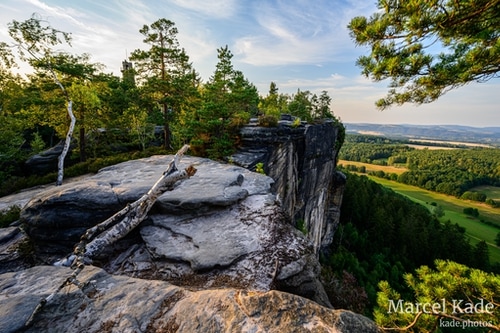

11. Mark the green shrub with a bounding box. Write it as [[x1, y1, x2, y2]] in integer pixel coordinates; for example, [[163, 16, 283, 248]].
[[255, 162, 265, 175], [206, 133, 235, 160], [296, 219, 307, 235], [30, 132, 46, 154], [230, 112, 251, 128], [461, 191, 487, 202], [486, 198, 499, 208], [463, 207, 479, 217], [258, 114, 278, 127]]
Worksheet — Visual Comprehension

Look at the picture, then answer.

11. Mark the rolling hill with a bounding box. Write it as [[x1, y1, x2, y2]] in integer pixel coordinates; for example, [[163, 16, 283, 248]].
[[345, 123, 500, 146]]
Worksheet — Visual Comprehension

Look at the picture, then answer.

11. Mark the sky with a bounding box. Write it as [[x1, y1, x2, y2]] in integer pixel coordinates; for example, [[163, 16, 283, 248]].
[[0, 0, 498, 127]]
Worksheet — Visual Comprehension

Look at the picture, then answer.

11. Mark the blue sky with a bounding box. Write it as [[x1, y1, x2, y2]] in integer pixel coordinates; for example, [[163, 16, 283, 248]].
[[1, 0, 498, 127]]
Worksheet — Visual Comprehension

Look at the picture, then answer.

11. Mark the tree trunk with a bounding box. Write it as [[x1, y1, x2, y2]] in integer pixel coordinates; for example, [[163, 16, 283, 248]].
[[164, 112, 171, 150], [56, 100, 76, 186], [82, 143, 194, 260], [84, 156, 195, 258], [47, 65, 75, 186], [79, 106, 86, 162]]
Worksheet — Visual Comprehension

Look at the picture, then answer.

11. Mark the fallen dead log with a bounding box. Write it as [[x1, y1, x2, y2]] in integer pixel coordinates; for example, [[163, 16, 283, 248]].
[[84, 155, 196, 259], [25, 144, 196, 328]]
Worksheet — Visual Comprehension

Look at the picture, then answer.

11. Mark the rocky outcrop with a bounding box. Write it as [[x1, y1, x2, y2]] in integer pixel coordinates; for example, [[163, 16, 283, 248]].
[[17, 155, 330, 306], [24, 140, 70, 175], [0, 227, 32, 273], [0, 119, 363, 332], [231, 117, 346, 255], [0, 265, 380, 333]]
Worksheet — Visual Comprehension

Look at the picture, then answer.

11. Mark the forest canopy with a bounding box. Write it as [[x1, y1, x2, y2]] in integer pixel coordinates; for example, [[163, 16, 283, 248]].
[[324, 171, 493, 314]]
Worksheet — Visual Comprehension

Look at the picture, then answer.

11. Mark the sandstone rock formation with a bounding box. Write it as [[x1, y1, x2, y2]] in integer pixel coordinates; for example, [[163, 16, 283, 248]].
[[231, 117, 346, 255], [0, 265, 380, 333], [0, 120, 372, 332], [0, 227, 32, 273], [16, 155, 330, 306], [24, 140, 70, 175]]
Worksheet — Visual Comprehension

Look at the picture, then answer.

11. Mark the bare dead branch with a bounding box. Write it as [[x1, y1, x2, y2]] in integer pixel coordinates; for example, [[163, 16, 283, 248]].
[[381, 311, 424, 331]]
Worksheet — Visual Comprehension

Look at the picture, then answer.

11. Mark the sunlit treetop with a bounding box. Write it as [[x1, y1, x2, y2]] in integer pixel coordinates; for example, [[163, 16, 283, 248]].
[[5, 14, 72, 65], [348, 0, 500, 109]]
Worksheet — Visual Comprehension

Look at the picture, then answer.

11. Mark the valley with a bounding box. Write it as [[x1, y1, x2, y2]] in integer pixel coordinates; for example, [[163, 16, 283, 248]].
[[345, 123, 500, 147], [365, 174, 500, 263], [338, 131, 500, 265]]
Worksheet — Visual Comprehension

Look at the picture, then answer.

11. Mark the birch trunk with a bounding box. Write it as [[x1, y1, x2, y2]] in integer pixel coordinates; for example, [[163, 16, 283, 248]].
[[75, 143, 194, 262], [47, 67, 75, 186], [56, 100, 76, 185], [84, 161, 195, 259]]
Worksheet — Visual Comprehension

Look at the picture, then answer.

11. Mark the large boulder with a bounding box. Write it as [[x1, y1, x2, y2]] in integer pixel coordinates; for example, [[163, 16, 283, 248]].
[[0, 265, 381, 333], [24, 141, 72, 175], [20, 156, 269, 250], [0, 227, 32, 274]]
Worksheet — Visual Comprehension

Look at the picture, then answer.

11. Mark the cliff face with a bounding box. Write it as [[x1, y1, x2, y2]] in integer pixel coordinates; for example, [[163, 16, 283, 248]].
[[231, 116, 346, 255]]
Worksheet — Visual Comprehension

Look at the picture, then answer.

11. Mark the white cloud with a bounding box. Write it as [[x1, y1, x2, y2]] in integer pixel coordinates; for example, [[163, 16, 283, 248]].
[[232, 0, 363, 66], [167, 0, 238, 19]]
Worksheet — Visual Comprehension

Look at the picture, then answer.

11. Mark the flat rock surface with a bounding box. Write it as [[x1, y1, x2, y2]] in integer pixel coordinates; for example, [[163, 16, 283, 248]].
[[142, 197, 264, 271], [19, 155, 273, 245], [0, 174, 90, 212]]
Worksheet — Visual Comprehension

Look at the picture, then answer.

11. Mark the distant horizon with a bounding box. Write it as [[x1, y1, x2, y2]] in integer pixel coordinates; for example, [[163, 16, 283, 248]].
[[344, 123, 500, 129], [344, 123, 500, 146]]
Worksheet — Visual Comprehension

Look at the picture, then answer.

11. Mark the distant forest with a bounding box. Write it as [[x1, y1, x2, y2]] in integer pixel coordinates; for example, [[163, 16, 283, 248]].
[[339, 135, 500, 204], [345, 124, 500, 146]]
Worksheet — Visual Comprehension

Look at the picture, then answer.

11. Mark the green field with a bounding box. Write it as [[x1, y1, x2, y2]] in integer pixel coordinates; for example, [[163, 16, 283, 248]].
[[366, 176, 500, 264], [338, 159, 407, 175]]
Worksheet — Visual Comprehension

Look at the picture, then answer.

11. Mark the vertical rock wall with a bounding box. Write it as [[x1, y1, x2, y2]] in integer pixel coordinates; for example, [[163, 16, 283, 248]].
[[230, 116, 346, 255]]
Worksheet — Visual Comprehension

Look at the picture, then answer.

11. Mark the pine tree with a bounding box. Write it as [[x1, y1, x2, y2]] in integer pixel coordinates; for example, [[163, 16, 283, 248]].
[[348, 0, 500, 109], [130, 18, 199, 149], [191, 45, 258, 159], [374, 260, 500, 332]]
